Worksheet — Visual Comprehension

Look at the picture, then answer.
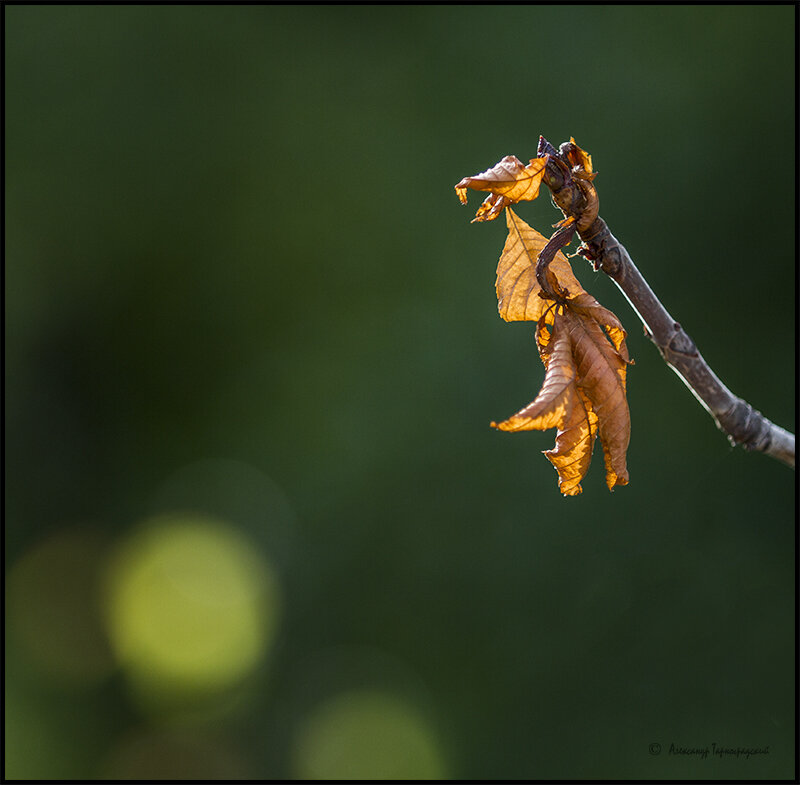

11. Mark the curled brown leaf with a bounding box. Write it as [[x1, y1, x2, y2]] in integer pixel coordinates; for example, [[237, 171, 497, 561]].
[[544, 385, 598, 496], [493, 304, 630, 494], [491, 315, 575, 433], [564, 137, 594, 177], [455, 155, 548, 222], [561, 307, 630, 489]]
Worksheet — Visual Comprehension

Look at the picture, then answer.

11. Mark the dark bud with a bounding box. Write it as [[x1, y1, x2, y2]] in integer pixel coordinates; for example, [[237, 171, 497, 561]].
[[537, 135, 560, 159]]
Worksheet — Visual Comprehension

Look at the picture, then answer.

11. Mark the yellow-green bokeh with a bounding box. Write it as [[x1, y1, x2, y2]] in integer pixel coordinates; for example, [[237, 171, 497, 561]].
[[292, 689, 447, 780], [104, 514, 280, 705]]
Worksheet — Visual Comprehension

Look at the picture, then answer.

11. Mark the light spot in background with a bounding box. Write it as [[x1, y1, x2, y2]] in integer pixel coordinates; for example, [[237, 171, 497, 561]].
[[103, 514, 280, 711], [292, 689, 447, 780], [100, 727, 251, 780], [6, 527, 115, 687]]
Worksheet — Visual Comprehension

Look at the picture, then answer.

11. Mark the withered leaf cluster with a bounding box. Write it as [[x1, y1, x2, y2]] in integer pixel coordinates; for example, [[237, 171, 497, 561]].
[[455, 141, 632, 495]]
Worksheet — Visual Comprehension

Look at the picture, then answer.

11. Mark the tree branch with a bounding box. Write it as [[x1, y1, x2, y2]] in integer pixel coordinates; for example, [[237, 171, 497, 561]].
[[537, 136, 795, 470]]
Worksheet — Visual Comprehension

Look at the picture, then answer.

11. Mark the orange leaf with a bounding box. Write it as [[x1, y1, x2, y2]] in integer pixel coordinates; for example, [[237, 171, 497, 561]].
[[492, 315, 576, 432], [455, 155, 547, 221], [561, 307, 630, 489], [544, 385, 598, 496], [493, 302, 631, 494], [566, 136, 594, 176], [567, 292, 631, 366], [495, 209, 585, 323], [472, 193, 511, 223]]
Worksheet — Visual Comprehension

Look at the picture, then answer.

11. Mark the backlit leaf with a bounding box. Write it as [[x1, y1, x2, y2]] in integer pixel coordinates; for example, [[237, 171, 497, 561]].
[[492, 315, 575, 433], [457, 139, 633, 494], [495, 209, 585, 323], [565, 137, 594, 177], [544, 385, 598, 496], [561, 307, 630, 489], [455, 155, 547, 222]]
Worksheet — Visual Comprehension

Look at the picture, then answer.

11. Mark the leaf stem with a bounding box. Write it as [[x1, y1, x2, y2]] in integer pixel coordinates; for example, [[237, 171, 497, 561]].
[[535, 221, 577, 300]]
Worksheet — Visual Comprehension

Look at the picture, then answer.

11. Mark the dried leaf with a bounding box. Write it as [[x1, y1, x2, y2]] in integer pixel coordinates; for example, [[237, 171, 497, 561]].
[[492, 298, 631, 496], [491, 315, 575, 432], [457, 140, 632, 495], [544, 385, 598, 496], [472, 193, 511, 223], [561, 307, 630, 489], [566, 136, 594, 176], [455, 155, 547, 221], [568, 293, 630, 366], [495, 209, 585, 323], [493, 305, 630, 494]]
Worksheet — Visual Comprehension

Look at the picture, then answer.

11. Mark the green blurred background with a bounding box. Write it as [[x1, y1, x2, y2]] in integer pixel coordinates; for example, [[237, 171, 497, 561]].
[[5, 4, 795, 780]]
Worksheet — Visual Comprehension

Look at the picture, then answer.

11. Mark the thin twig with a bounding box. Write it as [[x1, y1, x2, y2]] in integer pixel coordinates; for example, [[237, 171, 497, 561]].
[[537, 136, 795, 470]]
